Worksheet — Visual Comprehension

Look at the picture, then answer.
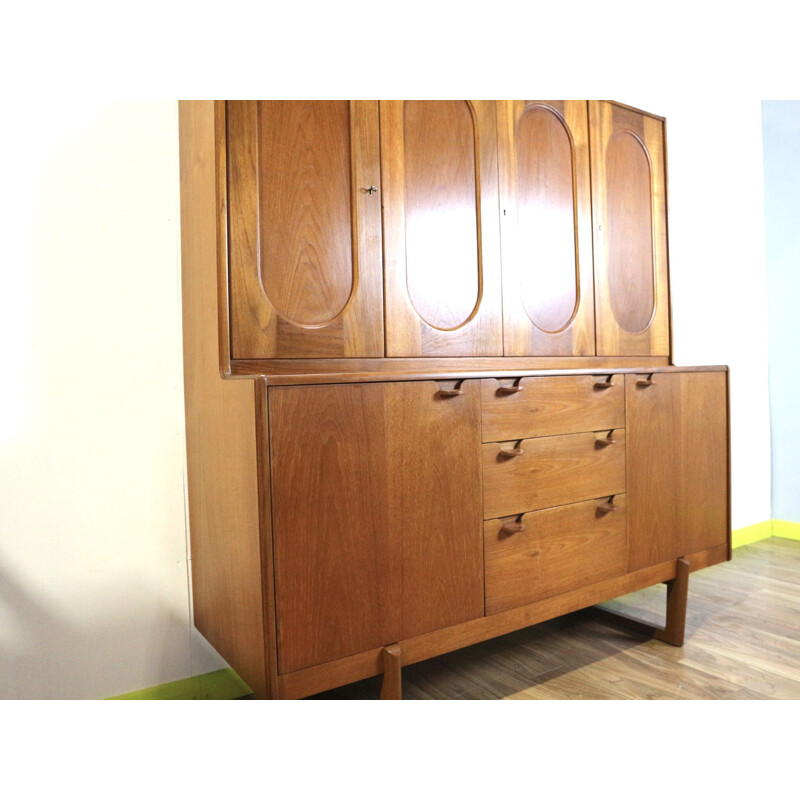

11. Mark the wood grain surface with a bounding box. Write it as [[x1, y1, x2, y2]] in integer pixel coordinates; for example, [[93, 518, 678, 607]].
[[480, 373, 625, 442], [381, 100, 503, 356], [590, 101, 670, 357], [498, 100, 595, 356], [485, 495, 628, 614], [269, 380, 483, 673], [626, 371, 729, 570], [227, 100, 384, 358], [482, 430, 626, 519]]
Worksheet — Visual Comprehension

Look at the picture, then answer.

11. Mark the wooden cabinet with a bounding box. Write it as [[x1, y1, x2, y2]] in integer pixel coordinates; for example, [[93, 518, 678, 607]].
[[226, 101, 384, 358], [269, 380, 483, 673], [381, 100, 503, 357], [180, 100, 731, 700], [589, 101, 670, 357], [497, 101, 595, 356], [626, 371, 729, 570]]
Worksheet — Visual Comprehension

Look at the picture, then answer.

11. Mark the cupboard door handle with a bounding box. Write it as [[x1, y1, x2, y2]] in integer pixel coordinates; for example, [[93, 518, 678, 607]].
[[594, 430, 616, 448], [597, 499, 618, 515], [594, 375, 614, 390], [636, 373, 656, 387], [499, 446, 524, 458], [364, 185, 379, 195], [500, 520, 525, 535], [435, 380, 464, 398], [497, 378, 524, 394]]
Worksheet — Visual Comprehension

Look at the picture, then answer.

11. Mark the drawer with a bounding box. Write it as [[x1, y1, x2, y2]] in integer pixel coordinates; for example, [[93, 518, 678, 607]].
[[482, 429, 626, 519], [481, 374, 625, 442], [485, 495, 628, 615]]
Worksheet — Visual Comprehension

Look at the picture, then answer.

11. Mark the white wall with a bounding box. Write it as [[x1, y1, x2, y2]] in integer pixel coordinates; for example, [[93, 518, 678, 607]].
[[0, 98, 773, 699], [0, 100, 223, 699]]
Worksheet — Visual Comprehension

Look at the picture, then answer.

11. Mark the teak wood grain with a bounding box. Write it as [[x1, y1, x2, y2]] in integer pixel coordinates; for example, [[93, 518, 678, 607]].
[[226, 101, 384, 359], [179, 101, 271, 698], [482, 430, 627, 519], [626, 371, 729, 570], [381, 100, 503, 356], [498, 100, 595, 356], [589, 101, 670, 357], [484, 495, 628, 615], [480, 374, 625, 442], [269, 380, 483, 674]]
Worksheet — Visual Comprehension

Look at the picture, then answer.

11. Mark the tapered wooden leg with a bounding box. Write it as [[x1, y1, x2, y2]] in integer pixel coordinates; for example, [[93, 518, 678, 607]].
[[380, 644, 402, 700], [655, 556, 690, 646]]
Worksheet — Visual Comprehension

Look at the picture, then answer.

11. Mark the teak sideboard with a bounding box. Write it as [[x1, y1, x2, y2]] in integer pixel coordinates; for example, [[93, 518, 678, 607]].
[[179, 100, 730, 700]]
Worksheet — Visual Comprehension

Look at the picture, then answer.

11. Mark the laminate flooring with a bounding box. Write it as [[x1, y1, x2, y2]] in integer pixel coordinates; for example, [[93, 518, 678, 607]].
[[311, 538, 800, 700]]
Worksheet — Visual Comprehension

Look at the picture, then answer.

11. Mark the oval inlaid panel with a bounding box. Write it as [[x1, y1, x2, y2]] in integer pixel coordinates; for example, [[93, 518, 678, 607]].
[[605, 130, 655, 334], [516, 105, 578, 333], [258, 101, 354, 327], [403, 100, 480, 331]]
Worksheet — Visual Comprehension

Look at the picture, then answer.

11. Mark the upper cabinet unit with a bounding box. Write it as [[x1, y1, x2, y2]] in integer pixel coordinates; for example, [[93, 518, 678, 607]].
[[221, 100, 673, 363], [226, 100, 384, 359], [380, 100, 504, 357], [497, 100, 595, 356], [589, 101, 670, 357]]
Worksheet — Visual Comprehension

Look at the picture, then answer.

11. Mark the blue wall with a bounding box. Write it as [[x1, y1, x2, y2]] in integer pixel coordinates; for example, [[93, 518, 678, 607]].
[[762, 101, 800, 523]]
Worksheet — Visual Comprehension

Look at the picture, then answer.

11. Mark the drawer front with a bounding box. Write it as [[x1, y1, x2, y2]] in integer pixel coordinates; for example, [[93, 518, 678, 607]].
[[481, 374, 624, 442], [485, 495, 628, 615], [482, 429, 626, 519]]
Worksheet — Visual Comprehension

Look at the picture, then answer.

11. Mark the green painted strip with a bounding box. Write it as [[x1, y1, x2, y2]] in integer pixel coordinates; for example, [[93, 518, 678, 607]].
[[108, 668, 252, 700], [772, 519, 800, 541], [731, 520, 774, 548]]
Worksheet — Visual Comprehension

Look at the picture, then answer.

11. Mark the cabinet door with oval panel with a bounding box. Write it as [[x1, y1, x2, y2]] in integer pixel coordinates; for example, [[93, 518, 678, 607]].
[[381, 100, 503, 356], [498, 100, 595, 356], [589, 101, 670, 357], [226, 100, 384, 359]]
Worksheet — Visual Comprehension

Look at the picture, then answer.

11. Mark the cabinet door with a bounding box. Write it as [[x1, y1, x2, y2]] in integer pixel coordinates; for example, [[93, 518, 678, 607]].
[[227, 101, 383, 359], [626, 372, 729, 571], [589, 101, 670, 357], [269, 381, 483, 674], [381, 101, 503, 356], [498, 101, 595, 356]]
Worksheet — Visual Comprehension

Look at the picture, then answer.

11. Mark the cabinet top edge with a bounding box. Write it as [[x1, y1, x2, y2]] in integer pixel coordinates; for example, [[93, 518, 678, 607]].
[[228, 361, 727, 386]]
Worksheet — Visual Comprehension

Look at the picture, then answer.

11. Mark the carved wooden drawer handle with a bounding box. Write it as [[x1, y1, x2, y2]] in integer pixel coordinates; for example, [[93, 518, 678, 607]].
[[435, 380, 464, 398], [497, 378, 524, 394], [596, 497, 618, 515], [593, 375, 614, 390], [594, 430, 616, 448], [500, 519, 525, 535], [636, 373, 656, 387], [499, 441, 524, 458]]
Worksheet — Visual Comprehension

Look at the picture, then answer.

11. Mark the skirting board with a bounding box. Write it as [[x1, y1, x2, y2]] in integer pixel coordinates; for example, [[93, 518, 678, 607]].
[[110, 519, 797, 700]]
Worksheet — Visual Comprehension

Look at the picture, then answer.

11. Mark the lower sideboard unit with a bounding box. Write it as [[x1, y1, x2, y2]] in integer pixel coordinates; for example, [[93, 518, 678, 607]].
[[184, 367, 730, 699]]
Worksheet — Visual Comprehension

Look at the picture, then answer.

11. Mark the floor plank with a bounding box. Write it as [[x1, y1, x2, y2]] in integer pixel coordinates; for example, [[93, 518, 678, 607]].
[[311, 539, 800, 700]]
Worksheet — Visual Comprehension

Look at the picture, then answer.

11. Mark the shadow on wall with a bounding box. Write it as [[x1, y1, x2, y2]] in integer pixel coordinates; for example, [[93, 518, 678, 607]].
[[0, 555, 195, 699]]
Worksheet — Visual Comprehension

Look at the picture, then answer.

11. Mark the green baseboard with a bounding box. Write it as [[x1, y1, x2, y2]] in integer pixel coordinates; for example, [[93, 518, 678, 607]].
[[109, 668, 251, 700], [731, 521, 774, 548], [773, 519, 800, 541]]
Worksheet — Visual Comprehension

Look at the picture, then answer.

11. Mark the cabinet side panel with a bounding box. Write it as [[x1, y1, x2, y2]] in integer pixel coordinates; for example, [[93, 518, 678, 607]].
[[179, 101, 269, 698]]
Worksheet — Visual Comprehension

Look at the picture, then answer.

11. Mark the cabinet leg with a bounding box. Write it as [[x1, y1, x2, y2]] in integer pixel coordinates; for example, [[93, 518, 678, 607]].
[[380, 644, 403, 700], [654, 556, 690, 646], [585, 556, 691, 646]]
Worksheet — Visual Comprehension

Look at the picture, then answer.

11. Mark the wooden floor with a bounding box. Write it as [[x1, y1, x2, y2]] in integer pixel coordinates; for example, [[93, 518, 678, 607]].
[[312, 538, 800, 700]]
